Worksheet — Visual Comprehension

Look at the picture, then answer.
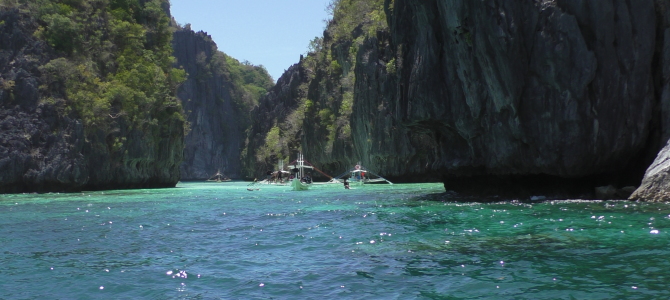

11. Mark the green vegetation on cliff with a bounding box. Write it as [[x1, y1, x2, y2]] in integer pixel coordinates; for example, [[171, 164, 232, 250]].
[[189, 36, 273, 111], [0, 0, 187, 191], [2, 0, 185, 138], [222, 54, 274, 132], [225, 56, 274, 108], [247, 0, 389, 173]]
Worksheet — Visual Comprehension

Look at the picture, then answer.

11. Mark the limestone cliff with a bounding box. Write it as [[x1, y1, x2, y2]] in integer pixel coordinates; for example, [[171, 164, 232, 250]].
[[381, 0, 658, 196], [630, 139, 670, 201], [0, 2, 184, 193], [242, 62, 312, 177], [173, 29, 241, 180], [629, 1, 670, 201], [173, 27, 273, 180], [246, 0, 670, 199]]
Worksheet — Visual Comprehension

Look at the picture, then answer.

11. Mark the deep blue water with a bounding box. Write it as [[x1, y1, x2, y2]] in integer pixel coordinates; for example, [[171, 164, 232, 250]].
[[1, 181, 670, 299]]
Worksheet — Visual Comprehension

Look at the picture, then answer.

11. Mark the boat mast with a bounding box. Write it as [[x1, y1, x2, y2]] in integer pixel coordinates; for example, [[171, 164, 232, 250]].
[[297, 153, 304, 180]]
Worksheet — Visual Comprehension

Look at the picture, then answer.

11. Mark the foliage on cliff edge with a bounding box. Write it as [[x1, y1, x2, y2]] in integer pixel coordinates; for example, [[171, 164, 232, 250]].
[[2, 0, 185, 143]]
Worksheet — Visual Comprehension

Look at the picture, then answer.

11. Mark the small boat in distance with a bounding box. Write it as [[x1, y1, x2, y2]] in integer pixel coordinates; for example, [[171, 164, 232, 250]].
[[207, 170, 231, 182], [330, 163, 393, 185]]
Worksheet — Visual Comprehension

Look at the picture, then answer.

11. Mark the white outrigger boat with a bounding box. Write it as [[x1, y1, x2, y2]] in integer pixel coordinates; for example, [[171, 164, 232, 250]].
[[330, 162, 393, 185], [288, 153, 313, 191]]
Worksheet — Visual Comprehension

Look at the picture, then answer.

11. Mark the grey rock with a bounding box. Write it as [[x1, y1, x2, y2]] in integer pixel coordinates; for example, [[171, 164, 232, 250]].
[[360, 0, 659, 195], [172, 29, 244, 180], [381, 0, 655, 179], [630, 140, 670, 201]]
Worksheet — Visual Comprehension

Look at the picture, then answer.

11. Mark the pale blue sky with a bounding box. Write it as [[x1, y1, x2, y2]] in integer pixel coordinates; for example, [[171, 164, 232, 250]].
[[170, 0, 332, 82]]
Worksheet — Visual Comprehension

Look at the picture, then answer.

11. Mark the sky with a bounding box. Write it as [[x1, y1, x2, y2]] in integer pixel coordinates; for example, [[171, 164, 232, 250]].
[[169, 0, 332, 82]]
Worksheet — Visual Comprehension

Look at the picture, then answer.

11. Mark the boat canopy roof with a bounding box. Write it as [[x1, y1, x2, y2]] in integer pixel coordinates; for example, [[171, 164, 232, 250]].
[[287, 165, 314, 169]]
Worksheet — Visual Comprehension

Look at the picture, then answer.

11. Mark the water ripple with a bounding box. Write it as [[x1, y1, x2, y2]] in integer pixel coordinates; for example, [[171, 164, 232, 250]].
[[2, 182, 670, 299]]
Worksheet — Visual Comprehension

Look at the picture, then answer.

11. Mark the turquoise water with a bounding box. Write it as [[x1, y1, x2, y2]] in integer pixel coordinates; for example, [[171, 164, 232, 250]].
[[1, 182, 670, 299]]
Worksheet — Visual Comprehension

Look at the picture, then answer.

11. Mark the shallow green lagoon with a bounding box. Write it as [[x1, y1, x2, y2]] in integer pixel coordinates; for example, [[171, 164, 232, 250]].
[[1, 182, 670, 299]]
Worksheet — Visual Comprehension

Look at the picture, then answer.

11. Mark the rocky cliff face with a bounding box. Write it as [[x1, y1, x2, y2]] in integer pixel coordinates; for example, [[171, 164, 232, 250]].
[[629, 1, 670, 201], [246, 0, 670, 199], [172, 29, 242, 180], [0, 6, 183, 193], [377, 0, 659, 196], [243, 61, 311, 177], [0, 9, 89, 193]]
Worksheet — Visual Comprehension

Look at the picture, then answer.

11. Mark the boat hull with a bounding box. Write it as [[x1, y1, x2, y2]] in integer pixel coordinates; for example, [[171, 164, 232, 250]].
[[291, 178, 310, 191]]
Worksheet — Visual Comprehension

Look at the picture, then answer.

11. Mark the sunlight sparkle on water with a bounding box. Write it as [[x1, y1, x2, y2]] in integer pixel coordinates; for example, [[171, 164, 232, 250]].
[[3, 182, 670, 299]]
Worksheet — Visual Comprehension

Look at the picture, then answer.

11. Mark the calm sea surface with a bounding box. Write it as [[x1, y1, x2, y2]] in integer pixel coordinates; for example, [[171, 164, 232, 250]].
[[1, 182, 670, 299]]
